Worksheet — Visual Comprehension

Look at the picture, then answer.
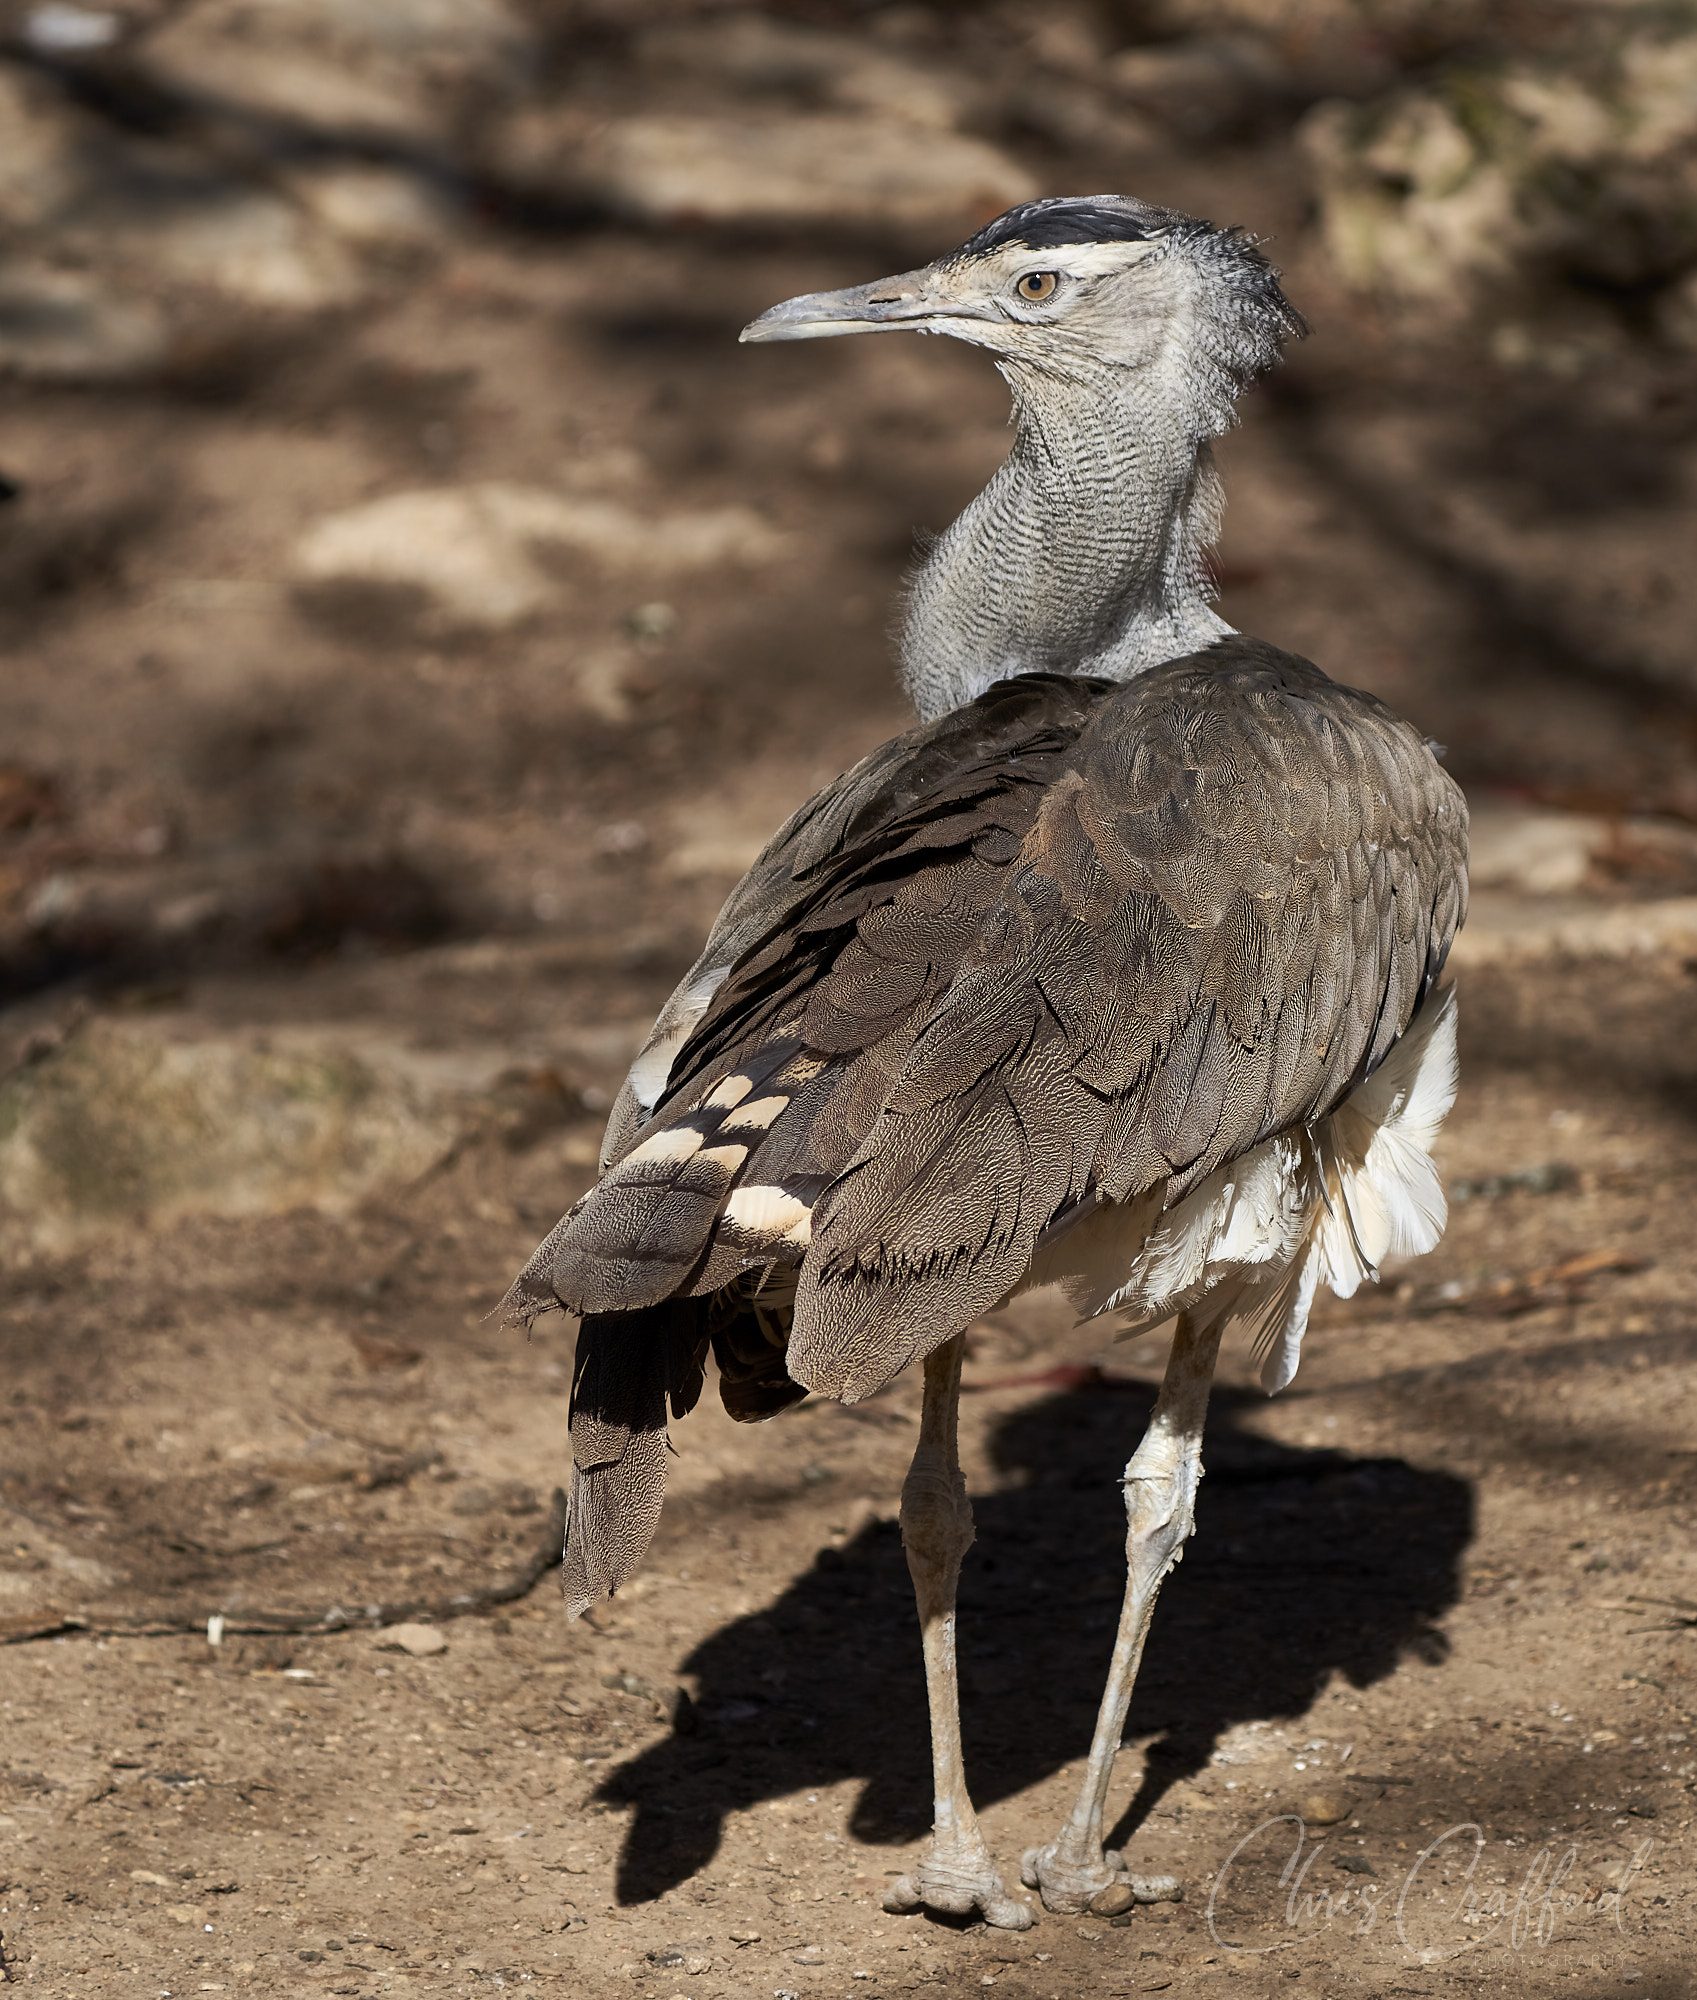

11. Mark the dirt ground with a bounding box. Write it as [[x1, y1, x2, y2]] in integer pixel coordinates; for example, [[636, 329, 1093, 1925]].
[[5, 5, 1697, 1997]]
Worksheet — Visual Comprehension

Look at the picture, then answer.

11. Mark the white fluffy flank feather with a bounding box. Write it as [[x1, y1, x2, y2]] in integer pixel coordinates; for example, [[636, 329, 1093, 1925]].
[[1093, 1133, 1313, 1332], [1259, 988, 1459, 1392], [1046, 990, 1460, 1399]]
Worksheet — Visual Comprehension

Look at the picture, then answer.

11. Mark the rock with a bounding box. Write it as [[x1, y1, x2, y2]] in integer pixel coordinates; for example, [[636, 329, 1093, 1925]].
[[0, 765, 63, 833], [165, 1904, 208, 1925], [634, 14, 970, 132], [0, 1504, 115, 1612], [0, 1018, 470, 1255], [140, 0, 533, 145], [1472, 803, 1697, 897], [1087, 1881, 1137, 1916], [0, 264, 170, 386], [1302, 21, 1697, 331], [0, 67, 86, 233], [128, 1870, 175, 1887], [1301, 93, 1518, 311], [23, 6, 123, 55], [284, 162, 459, 254], [295, 486, 556, 632], [1657, 267, 1697, 350], [1298, 1788, 1354, 1826], [2, 58, 405, 321], [1467, 804, 1605, 897], [376, 1622, 449, 1657], [1452, 892, 1697, 968], [62, 170, 365, 314], [291, 484, 782, 637], [503, 109, 1036, 236], [1107, 33, 1290, 138]]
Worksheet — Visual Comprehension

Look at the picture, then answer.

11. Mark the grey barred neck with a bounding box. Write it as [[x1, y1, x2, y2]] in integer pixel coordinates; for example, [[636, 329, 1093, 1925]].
[[899, 363, 1234, 723]]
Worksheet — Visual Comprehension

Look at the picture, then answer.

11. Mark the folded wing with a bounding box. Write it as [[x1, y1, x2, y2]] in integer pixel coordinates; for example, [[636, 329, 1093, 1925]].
[[507, 637, 1467, 1607]]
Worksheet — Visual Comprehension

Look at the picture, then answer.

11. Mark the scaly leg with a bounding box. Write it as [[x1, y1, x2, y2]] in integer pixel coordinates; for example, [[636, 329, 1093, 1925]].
[[1022, 1311, 1222, 1915], [883, 1334, 1033, 1930]]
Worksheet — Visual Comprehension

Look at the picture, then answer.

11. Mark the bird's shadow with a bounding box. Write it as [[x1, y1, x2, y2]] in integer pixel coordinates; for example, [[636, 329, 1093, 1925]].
[[597, 1379, 1473, 1903]]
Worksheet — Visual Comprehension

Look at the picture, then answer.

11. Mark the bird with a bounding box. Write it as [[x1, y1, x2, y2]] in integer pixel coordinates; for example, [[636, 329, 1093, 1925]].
[[504, 194, 1468, 1930]]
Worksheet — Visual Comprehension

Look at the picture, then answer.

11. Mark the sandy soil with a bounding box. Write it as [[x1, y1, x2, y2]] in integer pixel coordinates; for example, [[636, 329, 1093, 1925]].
[[4, 9, 1697, 1997], [10, 945, 1697, 2000]]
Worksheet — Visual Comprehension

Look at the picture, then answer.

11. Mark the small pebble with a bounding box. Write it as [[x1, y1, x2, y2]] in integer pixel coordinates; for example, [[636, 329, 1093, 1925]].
[[375, 1622, 448, 1658], [1089, 1882, 1137, 1917], [1298, 1788, 1353, 1826]]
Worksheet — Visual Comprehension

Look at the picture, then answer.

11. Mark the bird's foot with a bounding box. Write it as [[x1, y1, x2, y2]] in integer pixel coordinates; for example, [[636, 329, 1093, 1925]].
[[1020, 1841, 1182, 1917], [883, 1844, 1034, 1930]]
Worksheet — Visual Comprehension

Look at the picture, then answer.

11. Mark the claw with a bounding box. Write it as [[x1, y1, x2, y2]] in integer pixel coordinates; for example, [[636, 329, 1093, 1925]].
[[1105, 1850, 1182, 1904]]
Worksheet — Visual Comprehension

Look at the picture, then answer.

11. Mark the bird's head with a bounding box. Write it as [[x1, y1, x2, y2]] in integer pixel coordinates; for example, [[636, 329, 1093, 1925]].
[[742, 194, 1304, 418]]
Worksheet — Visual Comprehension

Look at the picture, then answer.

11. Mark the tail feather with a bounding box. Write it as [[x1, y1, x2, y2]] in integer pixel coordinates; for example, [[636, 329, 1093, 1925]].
[[511, 1038, 828, 1324], [562, 1303, 708, 1619], [560, 1280, 809, 1615]]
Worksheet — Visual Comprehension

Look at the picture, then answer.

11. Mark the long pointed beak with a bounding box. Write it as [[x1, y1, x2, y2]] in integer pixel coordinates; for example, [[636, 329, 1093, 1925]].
[[739, 270, 961, 343]]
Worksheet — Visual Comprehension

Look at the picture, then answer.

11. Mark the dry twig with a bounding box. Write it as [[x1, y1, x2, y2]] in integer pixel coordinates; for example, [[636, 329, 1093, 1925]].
[[0, 1489, 565, 1646]]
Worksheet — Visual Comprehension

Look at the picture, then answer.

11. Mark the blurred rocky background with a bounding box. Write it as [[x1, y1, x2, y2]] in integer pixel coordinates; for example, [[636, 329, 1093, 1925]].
[[3, 8, 1697, 1993], [4, 0, 1697, 1159]]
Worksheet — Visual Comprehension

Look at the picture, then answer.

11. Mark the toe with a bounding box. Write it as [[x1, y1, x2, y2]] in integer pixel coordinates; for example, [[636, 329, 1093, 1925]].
[[1021, 1838, 1161, 1915], [882, 1857, 1034, 1928], [882, 1875, 924, 1915]]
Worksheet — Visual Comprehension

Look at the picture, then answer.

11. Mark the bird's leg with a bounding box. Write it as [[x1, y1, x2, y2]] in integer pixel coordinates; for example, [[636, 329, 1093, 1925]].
[[1022, 1311, 1222, 1915], [884, 1333, 1034, 1931]]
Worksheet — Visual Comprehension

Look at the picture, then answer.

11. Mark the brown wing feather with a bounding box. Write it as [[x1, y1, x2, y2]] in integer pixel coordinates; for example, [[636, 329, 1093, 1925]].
[[788, 640, 1467, 1398], [507, 673, 1106, 1330], [596, 671, 1108, 1167]]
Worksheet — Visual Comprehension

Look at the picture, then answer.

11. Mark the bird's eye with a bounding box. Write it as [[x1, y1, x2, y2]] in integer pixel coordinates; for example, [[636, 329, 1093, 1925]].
[[1015, 271, 1059, 302]]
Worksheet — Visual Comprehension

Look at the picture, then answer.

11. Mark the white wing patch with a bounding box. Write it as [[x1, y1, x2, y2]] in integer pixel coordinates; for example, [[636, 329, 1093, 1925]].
[[723, 1184, 814, 1249], [723, 1094, 789, 1133], [626, 970, 730, 1117], [624, 1124, 707, 1167]]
